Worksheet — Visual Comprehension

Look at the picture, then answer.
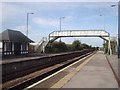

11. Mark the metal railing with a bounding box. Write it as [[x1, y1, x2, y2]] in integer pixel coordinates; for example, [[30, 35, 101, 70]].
[[35, 37, 48, 53]]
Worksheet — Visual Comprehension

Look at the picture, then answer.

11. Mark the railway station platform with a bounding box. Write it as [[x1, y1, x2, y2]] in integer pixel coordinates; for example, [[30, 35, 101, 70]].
[[27, 51, 118, 89], [1, 53, 52, 64]]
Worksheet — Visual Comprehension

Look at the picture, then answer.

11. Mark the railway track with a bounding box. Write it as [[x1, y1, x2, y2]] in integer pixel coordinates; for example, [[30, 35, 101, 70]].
[[2, 50, 95, 90]]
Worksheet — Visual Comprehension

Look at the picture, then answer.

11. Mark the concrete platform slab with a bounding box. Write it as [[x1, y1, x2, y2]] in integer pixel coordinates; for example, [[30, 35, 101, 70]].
[[61, 51, 118, 88], [107, 55, 118, 77]]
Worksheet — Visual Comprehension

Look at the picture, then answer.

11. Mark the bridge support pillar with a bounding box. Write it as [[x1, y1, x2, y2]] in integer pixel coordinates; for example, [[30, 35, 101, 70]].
[[42, 45, 45, 53], [103, 40, 105, 54], [108, 37, 112, 55]]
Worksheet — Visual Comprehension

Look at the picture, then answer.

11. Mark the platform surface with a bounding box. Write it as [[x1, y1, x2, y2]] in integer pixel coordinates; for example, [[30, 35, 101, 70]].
[[61, 51, 118, 88], [107, 54, 118, 78], [28, 51, 118, 89], [47, 51, 118, 88]]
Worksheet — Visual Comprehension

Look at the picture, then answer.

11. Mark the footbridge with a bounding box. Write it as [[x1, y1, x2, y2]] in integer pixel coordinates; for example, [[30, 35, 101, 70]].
[[35, 30, 112, 55]]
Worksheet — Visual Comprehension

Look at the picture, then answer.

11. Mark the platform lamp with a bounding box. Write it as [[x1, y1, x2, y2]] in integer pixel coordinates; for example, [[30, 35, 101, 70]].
[[111, 2, 120, 57], [100, 14, 106, 53], [100, 14, 105, 30], [59, 17, 65, 42], [26, 12, 34, 37]]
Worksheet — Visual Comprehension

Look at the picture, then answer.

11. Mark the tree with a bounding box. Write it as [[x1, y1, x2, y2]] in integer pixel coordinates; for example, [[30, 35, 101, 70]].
[[45, 40, 95, 53], [58, 41, 68, 52], [66, 44, 73, 51], [72, 40, 81, 51], [103, 42, 108, 54], [45, 43, 54, 53], [81, 43, 90, 49], [111, 41, 117, 54], [45, 41, 68, 53]]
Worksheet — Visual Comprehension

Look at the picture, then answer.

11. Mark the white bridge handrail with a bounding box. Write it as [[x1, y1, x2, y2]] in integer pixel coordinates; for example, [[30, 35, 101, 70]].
[[35, 30, 111, 55], [49, 30, 111, 55], [49, 30, 109, 40], [35, 37, 48, 52]]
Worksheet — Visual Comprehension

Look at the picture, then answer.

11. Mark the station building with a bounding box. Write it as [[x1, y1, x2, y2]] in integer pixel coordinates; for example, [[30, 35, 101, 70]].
[[0, 29, 34, 57]]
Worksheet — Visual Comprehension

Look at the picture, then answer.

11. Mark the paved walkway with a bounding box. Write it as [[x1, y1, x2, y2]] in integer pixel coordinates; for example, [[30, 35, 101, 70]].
[[106, 54, 120, 88], [53, 51, 118, 88], [107, 55, 118, 78]]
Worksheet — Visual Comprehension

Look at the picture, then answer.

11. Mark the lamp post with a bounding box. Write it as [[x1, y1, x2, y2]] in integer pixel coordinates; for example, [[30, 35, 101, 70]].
[[111, 2, 120, 57], [100, 14, 106, 53], [27, 13, 34, 37], [100, 14, 105, 30], [60, 17, 65, 42]]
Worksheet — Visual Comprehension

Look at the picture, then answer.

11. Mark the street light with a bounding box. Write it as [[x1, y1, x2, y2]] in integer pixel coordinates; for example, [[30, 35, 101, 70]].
[[27, 12, 34, 37], [60, 17, 65, 42], [100, 14, 105, 30], [100, 14, 106, 53], [111, 5, 116, 7], [111, 2, 120, 57]]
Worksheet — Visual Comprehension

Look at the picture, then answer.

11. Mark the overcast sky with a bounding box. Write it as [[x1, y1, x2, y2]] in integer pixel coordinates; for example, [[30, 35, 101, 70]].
[[1, 1, 119, 47]]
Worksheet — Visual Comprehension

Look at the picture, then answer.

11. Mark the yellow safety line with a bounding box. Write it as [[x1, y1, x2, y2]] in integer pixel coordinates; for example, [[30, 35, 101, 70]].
[[50, 54, 95, 88]]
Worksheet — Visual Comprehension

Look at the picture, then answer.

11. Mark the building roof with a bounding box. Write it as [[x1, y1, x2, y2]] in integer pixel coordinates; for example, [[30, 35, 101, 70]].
[[0, 29, 34, 43]]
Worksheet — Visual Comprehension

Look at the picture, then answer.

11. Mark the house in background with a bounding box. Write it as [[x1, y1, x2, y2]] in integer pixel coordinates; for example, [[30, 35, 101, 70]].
[[0, 29, 34, 57]]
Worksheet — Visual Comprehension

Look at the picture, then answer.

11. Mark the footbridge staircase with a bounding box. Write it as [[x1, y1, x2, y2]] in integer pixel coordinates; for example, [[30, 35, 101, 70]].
[[35, 37, 48, 53]]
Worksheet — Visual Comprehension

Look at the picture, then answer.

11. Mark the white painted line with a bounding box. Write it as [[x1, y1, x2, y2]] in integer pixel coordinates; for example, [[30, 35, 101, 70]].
[[51, 54, 95, 88], [24, 53, 94, 90]]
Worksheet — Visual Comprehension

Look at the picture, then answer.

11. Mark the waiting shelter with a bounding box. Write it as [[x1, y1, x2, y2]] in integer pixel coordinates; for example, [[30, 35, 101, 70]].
[[0, 29, 34, 57]]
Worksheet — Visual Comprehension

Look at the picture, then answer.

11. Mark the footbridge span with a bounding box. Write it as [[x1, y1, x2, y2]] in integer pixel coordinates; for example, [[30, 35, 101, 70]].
[[35, 30, 111, 55]]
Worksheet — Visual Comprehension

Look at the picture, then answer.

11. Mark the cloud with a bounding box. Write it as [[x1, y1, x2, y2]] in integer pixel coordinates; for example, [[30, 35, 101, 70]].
[[2, 2, 117, 24], [64, 16, 74, 21], [33, 17, 59, 27], [1, 2, 117, 46], [2, 3, 19, 22], [11, 25, 41, 42], [32, 16, 74, 28], [0, 3, 2, 23], [2, 2, 32, 23], [14, 25, 26, 30], [11, 25, 31, 35]]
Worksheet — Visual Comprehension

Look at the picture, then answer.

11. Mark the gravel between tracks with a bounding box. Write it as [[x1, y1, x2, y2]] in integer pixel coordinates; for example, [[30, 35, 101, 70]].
[[2, 63, 63, 90]]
